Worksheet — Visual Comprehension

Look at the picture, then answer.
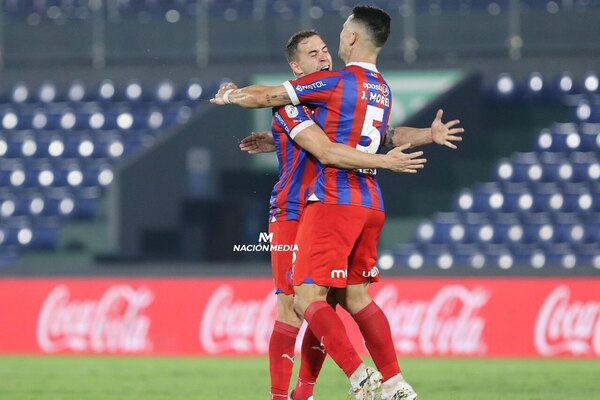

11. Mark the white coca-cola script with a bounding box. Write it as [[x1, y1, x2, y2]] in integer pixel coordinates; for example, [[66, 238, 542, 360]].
[[200, 285, 276, 354], [37, 285, 153, 353], [374, 285, 489, 355], [534, 285, 600, 356]]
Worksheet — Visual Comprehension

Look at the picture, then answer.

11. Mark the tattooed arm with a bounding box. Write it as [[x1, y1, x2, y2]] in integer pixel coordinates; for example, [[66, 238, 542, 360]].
[[210, 82, 291, 109]]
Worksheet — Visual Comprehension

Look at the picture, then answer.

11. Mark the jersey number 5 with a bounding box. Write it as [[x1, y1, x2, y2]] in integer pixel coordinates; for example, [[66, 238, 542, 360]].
[[356, 105, 384, 154]]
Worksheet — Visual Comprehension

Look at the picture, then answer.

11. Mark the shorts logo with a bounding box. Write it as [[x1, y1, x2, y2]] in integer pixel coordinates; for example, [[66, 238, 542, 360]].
[[362, 266, 379, 278], [330, 269, 347, 279], [285, 105, 298, 118]]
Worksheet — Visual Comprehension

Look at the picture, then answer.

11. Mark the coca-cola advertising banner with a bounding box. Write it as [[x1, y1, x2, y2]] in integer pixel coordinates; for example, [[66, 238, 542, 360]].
[[0, 277, 599, 357]]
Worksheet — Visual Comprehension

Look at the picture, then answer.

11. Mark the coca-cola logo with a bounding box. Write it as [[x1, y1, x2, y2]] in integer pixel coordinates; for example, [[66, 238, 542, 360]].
[[375, 285, 489, 355], [534, 286, 600, 356], [37, 285, 153, 353], [199, 285, 276, 354]]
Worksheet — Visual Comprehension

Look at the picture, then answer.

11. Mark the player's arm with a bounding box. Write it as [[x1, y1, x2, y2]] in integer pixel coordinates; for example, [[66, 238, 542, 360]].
[[211, 83, 291, 109], [293, 123, 427, 173], [239, 131, 275, 154], [384, 109, 464, 150]]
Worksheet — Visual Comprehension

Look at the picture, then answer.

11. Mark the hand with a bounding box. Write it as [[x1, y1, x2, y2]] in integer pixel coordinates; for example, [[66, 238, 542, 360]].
[[431, 109, 464, 149], [384, 143, 427, 173], [239, 131, 276, 154], [210, 82, 238, 105]]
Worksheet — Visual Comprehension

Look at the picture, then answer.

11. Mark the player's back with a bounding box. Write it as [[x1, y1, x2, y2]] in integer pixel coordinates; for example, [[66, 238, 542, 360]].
[[284, 63, 392, 211]]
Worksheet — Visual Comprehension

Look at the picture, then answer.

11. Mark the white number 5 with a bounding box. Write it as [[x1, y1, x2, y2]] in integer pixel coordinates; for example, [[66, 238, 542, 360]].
[[356, 105, 384, 154]]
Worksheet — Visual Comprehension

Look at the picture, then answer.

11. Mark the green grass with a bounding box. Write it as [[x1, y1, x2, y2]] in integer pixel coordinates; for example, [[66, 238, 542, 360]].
[[0, 356, 599, 400]]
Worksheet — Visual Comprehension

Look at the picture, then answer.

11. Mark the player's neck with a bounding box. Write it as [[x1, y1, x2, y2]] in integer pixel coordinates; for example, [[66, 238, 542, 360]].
[[345, 50, 377, 66]]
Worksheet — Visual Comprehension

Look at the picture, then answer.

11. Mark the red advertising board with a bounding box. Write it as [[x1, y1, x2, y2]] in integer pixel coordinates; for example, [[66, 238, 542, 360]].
[[0, 277, 598, 357]]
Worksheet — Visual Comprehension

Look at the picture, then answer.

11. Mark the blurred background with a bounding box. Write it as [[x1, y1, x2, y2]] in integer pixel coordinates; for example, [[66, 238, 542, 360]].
[[0, 0, 598, 276]]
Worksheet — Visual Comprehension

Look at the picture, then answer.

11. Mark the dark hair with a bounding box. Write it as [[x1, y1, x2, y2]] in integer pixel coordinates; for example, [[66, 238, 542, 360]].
[[285, 29, 320, 62], [352, 5, 391, 48]]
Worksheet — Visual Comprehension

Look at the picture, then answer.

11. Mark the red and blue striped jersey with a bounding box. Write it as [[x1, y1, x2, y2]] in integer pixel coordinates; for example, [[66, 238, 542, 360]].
[[282, 62, 391, 211], [269, 104, 318, 222]]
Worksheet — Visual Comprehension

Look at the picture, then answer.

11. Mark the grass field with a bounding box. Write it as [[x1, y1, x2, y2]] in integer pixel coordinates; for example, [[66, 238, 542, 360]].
[[0, 356, 599, 400]]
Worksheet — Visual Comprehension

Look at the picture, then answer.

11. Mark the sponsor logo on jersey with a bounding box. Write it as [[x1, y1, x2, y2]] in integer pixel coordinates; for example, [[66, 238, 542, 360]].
[[362, 82, 389, 95], [296, 81, 326, 92]]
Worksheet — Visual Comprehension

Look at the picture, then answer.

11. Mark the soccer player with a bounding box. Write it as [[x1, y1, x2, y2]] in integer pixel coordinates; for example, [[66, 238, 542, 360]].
[[246, 30, 427, 400], [212, 6, 457, 399]]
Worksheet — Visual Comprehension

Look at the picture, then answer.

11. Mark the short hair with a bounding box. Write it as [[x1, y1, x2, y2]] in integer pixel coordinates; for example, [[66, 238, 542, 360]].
[[285, 29, 320, 62], [352, 5, 391, 48]]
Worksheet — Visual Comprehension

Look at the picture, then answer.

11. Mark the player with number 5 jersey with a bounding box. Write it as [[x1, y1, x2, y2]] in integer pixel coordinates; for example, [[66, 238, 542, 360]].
[[283, 63, 390, 212]]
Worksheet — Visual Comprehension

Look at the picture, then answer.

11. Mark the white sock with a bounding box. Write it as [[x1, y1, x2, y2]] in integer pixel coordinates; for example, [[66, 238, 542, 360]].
[[349, 363, 369, 388], [382, 373, 406, 397]]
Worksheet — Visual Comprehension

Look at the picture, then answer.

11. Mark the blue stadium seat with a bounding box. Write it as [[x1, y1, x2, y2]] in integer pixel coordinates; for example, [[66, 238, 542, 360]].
[[521, 212, 555, 244], [481, 243, 515, 270], [66, 80, 89, 103], [429, 212, 465, 244], [511, 243, 547, 269], [124, 79, 144, 102], [579, 122, 600, 151], [500, 182, 533, 213], [154, 80, 176, 103], [0, 133, 22, 159], [0, 190, 29, 218], [545, 243, 578, 269], [570, 152, 599, 182], [551, 212, 584, 244], [538, 153, 572, 183], [529, 182, 564, 212], [37, 81, 58, 103], [452, 243, 486, 269], [178, 79, 204, 103], [392, 244, 425, 270], [418, 243, 456, 270], [467, 182, 504, 212], [498, 152, 542, 183], [534, 125, 582, 153]]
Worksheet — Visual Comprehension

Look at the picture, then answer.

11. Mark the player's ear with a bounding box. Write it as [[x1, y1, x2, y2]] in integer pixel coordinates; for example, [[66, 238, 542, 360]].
[[289, 61, 303, 77], [350, 31, 358, 47]]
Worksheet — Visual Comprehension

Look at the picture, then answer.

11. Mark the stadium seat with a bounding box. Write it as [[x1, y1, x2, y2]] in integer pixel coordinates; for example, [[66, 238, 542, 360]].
[[521, 212, 555, 244], [579, 122, 600, 151], [462, 182, 504, 212], [544, 243, 578, 269], [392, 244, 425, 270], [452, 243, 486, 269], [423, 212, 466, 244], [481, 243, 515, 270], [66, 80, 89, 103]]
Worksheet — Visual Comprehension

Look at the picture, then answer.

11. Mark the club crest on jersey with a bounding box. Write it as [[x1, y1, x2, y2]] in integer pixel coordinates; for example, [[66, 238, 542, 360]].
[[285, 105, 299, 118]]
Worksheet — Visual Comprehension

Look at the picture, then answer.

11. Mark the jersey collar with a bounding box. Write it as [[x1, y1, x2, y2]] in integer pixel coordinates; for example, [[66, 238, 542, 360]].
[[346, 61, 379, 73]]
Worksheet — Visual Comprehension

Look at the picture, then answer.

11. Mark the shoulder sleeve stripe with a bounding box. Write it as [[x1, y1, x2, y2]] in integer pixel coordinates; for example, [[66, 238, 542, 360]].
[[282, 81, 301, 106], [289, 119, 315, 140]]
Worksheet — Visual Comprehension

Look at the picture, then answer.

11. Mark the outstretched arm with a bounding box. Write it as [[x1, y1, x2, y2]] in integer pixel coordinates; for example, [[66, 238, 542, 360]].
[[210, 82, 291, 109], [294, 123, 427, 174], [384, 109, 464, 150]]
